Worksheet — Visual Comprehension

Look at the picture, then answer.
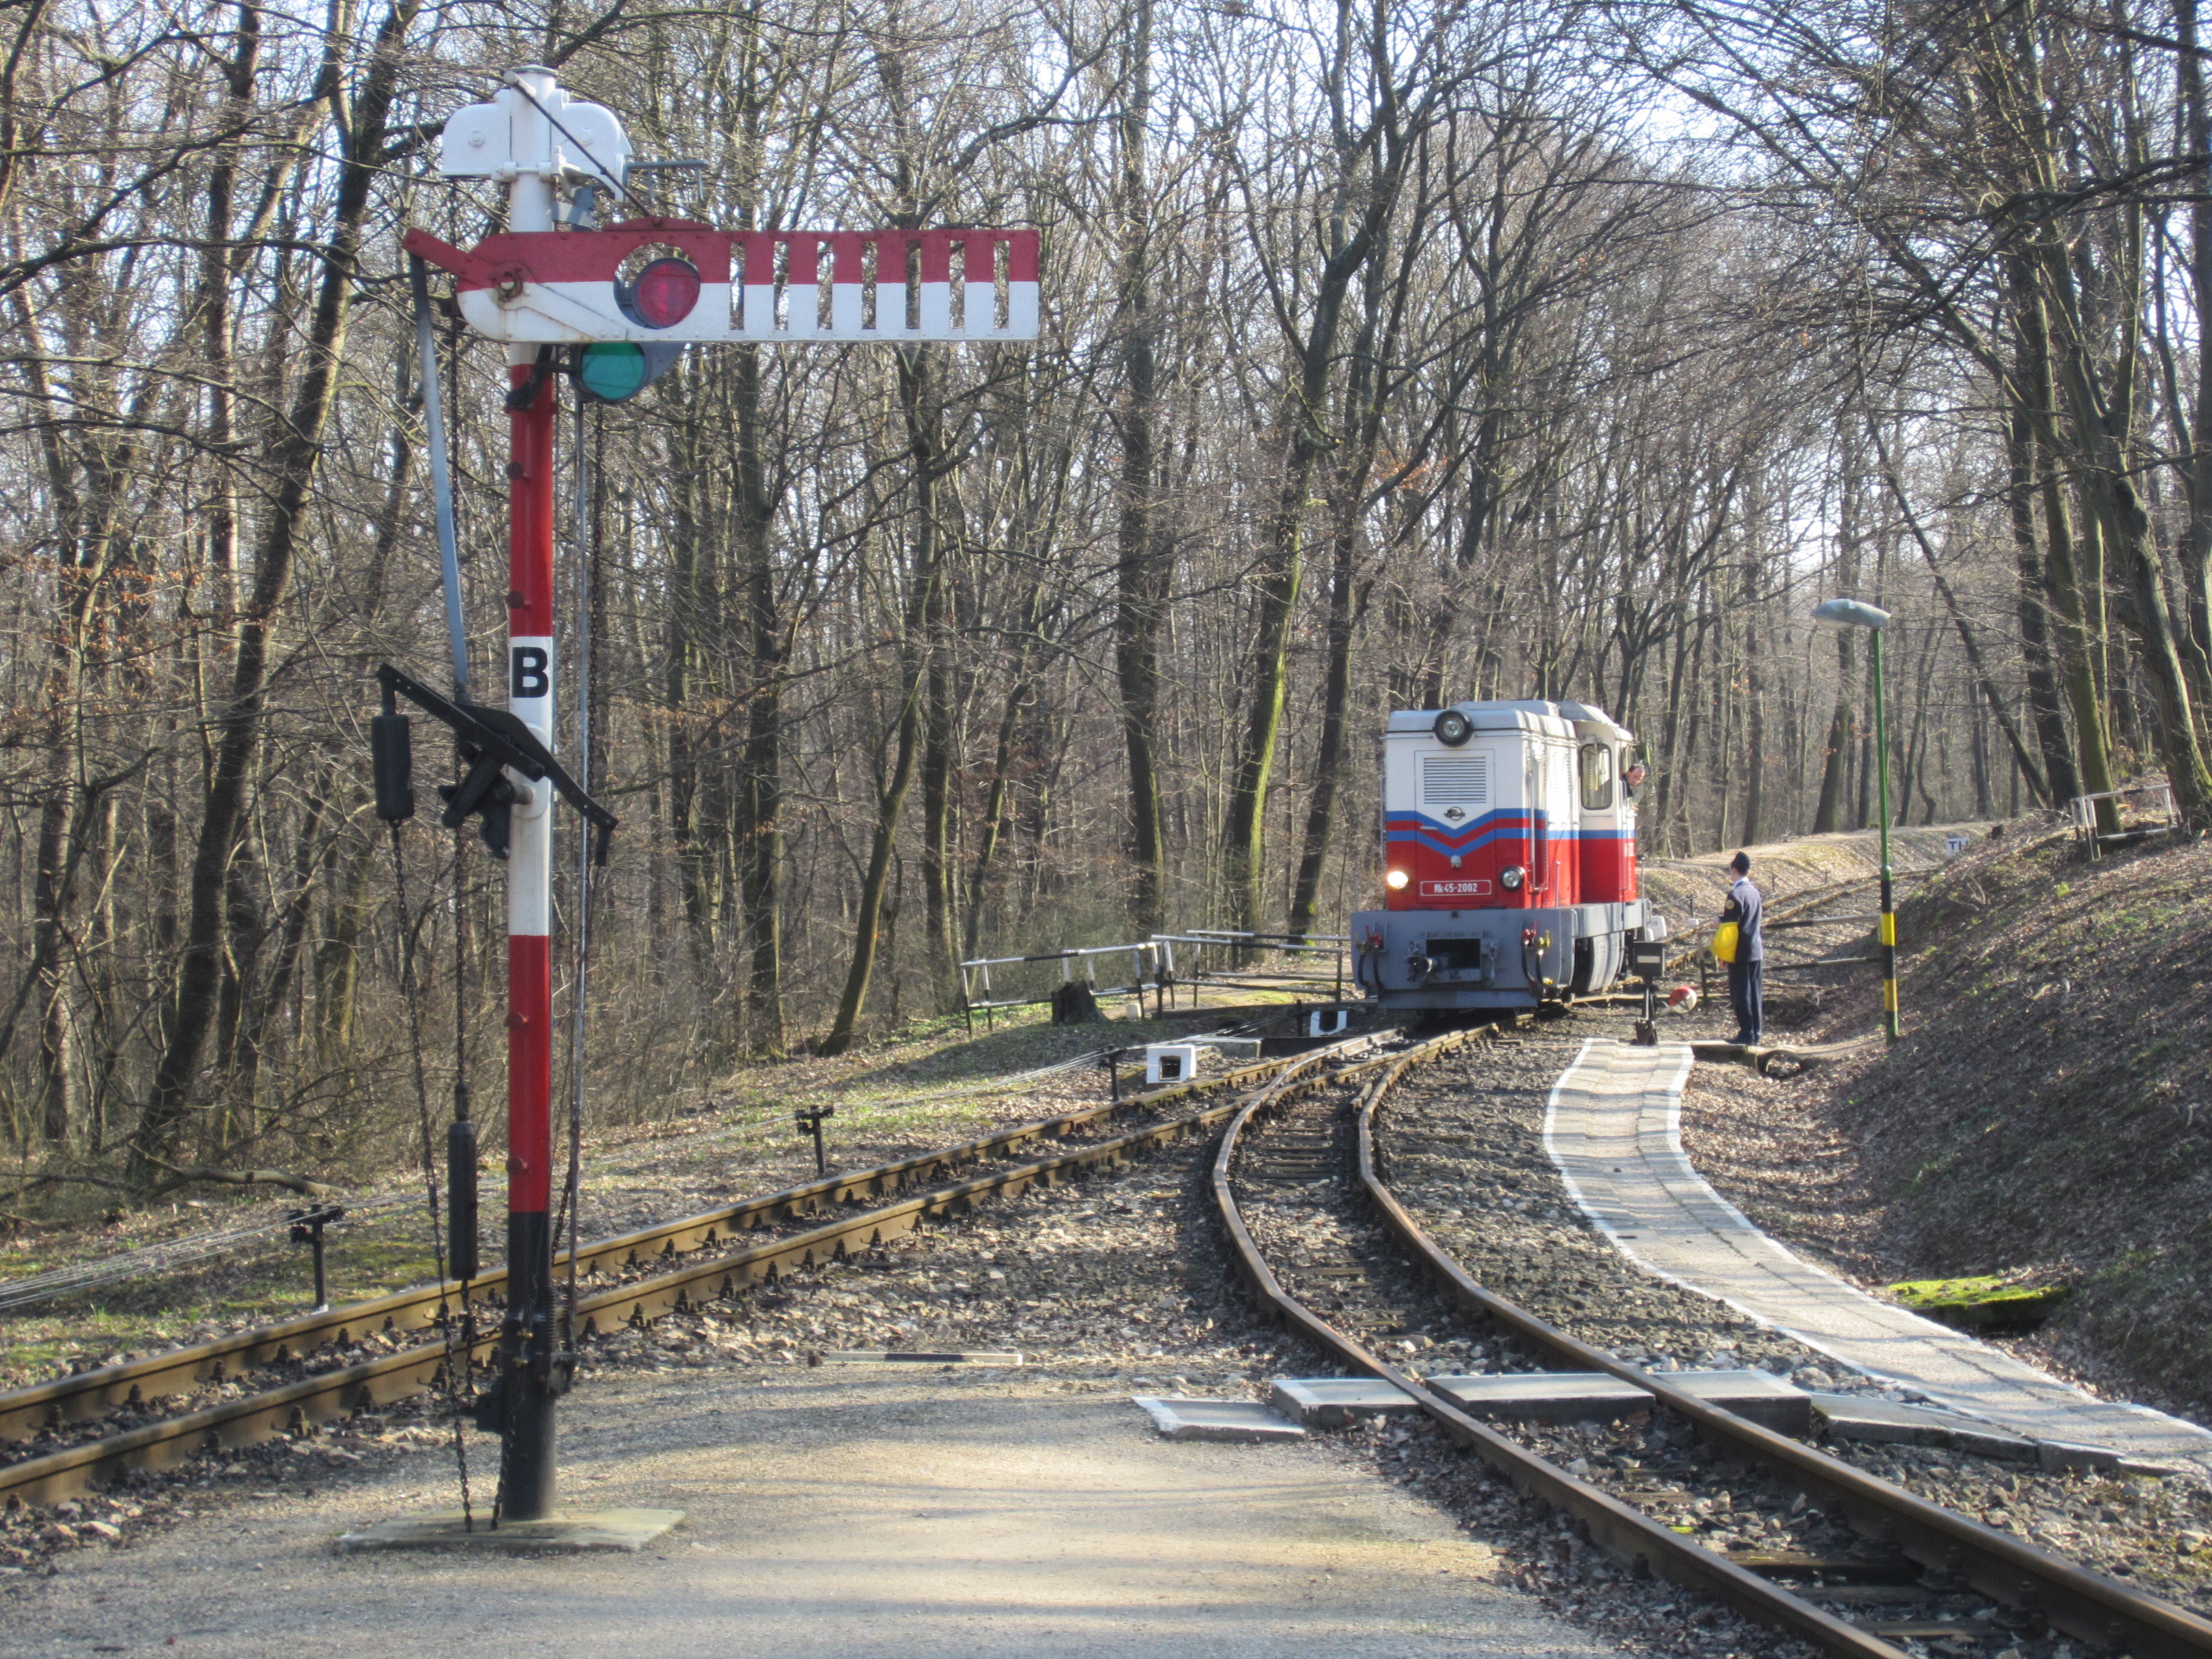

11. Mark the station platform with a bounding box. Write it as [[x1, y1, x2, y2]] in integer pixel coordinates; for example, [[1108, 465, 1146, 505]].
[[1544, 1038, 2212, 1472], [7, 1368, 1623, 1658]]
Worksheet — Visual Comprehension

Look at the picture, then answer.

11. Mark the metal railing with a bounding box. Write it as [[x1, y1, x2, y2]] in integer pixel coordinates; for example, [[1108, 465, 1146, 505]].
[[958, 940, 1165, 1025], [1152, 930, 1348, 1005], [957, 928, 1357, 1025], [2068, 783, 2178, 853]]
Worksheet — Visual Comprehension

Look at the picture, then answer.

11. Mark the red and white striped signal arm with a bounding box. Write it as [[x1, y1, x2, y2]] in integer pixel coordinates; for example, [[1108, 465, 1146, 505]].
[[402, 219, 1040, 345]]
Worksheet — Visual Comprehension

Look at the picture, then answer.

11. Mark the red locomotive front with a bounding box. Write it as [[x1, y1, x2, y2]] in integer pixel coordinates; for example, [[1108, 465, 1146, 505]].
[[1356, 698, 1650, 1013]]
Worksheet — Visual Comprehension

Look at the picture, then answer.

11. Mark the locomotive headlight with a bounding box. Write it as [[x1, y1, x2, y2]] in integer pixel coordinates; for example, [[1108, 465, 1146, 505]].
[[1386, 869, 1410, 891], [1500, 865, 1525, 891]]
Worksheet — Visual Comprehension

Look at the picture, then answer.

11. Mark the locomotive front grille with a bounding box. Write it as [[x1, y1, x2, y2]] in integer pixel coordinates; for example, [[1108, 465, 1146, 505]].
[[1420, 753, 1489, 804]]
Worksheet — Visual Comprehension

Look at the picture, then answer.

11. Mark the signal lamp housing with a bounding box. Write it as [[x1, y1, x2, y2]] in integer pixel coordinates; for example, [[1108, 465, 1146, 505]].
[[1385, 869, 1410, 891], [577, 339, 686, 404], [1500, 865, 1525, 892], [627, 255, 702, 328]]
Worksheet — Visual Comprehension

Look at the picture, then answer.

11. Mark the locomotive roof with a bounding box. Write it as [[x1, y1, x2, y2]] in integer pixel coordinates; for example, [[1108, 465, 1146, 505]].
[[1386, 699, 1632, 743]]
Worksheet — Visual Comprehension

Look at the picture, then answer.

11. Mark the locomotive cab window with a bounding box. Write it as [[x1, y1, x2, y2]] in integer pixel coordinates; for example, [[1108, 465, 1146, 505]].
[[1578, 742, 1613, 811]]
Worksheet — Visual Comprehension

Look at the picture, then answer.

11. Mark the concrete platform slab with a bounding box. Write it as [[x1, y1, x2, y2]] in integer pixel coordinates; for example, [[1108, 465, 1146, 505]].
[[335, 1506, 684, 1554], [1809, 1393, 2035, 1461], [1270, 1377, 1420, 1427], [1426, 1372, 1653, 1423], [1663, 1369, 1812, 1434], [3, 1368, 1623, 1659], [1134, 1394, 1306, 1441], [1544, 1038, 2212, 1472]]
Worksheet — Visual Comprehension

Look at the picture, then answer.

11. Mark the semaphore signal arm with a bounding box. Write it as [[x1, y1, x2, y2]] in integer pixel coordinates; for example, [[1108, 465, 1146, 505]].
[[402, 222, 1040, 346]]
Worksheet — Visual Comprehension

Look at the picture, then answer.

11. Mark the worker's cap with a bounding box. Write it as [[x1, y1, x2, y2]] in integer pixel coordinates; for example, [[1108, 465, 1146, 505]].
[[1729, 851, 1751, 874]]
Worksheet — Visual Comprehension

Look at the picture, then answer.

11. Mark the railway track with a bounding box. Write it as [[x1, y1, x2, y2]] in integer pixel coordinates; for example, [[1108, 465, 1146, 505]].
[[0, 1029, 1395, 1509], [1214, 1017, 2212, 1659]]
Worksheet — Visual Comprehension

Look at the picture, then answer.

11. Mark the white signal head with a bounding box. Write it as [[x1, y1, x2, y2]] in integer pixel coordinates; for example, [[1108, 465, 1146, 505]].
[[438, 72, 632, 189], [438, 101, 511, 178], [544, 95, 631, 189]]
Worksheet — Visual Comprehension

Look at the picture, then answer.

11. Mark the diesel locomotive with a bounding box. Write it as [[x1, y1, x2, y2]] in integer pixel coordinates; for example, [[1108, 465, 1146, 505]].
[[1350, 699, 1659, 1013]]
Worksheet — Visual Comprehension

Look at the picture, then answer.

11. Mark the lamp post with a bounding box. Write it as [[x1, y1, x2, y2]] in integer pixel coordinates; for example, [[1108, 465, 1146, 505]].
[[1811, 597, 1899, 1042]]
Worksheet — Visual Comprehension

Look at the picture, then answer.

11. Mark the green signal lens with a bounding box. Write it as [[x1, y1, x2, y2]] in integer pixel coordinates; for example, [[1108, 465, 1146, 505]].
[[578, 341, 648, 402]]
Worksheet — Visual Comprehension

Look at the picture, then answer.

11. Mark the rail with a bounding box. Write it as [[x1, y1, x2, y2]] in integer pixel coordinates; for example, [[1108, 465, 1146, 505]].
[[1204, 1028, 2212, 1659], [0, 1033, 1386, 1507], [1350, 1046, 2212, 1659]]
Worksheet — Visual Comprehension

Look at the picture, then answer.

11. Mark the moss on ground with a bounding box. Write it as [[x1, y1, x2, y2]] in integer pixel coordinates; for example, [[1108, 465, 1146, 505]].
[[1886, 1273, 2071, 1331]]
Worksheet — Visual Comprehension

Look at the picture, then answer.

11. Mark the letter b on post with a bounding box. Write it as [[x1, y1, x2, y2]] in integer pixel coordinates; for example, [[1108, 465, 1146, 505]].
[[511, 645, 550, 699]]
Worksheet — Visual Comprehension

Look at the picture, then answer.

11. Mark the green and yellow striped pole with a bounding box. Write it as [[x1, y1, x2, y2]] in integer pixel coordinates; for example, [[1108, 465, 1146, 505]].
[[1871, 625, 1898, 1042]]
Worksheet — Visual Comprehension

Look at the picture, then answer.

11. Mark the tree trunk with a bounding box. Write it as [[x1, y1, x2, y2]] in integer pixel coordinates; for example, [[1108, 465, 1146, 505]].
[[918, 594, 958, 1006], [1112, 0, 1170, 934], [2005, 403, 2080, 801], [2175, 0, 2212, 678], [129, 0, 422, 1184], [1287, 496, 1359, 940], [822, 349, 944, 1057], [731, 344, 786, 1054]]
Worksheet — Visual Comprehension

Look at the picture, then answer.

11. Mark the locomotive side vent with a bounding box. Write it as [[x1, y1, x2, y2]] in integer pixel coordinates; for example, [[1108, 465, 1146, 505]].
[[1421, 753, 1489, 804]]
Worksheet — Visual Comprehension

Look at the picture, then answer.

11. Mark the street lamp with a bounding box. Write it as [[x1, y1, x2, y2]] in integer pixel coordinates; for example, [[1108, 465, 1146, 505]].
[[1811, 596, 1899, 1042]]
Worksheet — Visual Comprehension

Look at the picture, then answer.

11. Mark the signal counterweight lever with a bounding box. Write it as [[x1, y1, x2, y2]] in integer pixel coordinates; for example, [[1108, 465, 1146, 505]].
[[374, 663, 620, 863]]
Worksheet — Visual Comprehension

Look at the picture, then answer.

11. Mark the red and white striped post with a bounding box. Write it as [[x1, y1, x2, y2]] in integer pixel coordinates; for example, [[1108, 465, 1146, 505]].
[[496, 68, 564, 1519]]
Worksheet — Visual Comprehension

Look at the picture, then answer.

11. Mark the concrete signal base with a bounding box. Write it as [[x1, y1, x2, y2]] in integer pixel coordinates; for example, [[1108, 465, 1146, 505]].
[[336, 1506, 684, 1555]]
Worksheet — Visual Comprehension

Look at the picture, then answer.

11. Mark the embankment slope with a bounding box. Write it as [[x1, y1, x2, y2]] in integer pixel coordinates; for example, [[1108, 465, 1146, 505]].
[[1744, 824, 2212, 1417]]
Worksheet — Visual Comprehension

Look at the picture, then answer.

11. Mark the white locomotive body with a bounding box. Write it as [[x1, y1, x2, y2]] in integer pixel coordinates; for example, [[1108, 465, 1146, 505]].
[[1350, 699, 1655, 1013]]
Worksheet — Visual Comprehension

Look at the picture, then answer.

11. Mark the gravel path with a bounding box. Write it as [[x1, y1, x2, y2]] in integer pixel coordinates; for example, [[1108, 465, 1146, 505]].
[[0, 1369, 1628, 1659]]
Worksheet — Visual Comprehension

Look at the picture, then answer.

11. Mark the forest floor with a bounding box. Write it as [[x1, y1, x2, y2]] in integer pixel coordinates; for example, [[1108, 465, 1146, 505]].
[[0, 988, 1303, 1386], [1677, 810, 2212, 1430]]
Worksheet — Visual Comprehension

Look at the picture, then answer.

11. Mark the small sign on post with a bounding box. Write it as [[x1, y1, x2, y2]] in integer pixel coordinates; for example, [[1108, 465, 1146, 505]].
[[795, 1104, 837, 1176], [1628, 939, 1667, 1047]]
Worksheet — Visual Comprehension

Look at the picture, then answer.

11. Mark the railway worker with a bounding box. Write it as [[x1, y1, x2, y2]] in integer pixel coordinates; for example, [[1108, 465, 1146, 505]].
[[1721, 851, 1764, 1046]]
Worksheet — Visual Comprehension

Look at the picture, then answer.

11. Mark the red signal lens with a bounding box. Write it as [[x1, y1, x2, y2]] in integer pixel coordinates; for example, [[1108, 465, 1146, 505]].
[[631, 257, 701, 328]]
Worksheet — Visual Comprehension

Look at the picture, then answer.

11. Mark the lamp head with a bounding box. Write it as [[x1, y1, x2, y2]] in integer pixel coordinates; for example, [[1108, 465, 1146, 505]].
[[1812, 596, 1892, 630]]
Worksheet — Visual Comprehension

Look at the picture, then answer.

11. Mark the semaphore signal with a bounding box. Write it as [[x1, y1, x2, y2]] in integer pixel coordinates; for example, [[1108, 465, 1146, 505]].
[[374, 64, 1040, 1535]]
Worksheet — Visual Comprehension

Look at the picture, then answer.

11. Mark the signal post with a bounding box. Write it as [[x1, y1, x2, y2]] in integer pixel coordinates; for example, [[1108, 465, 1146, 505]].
[[374, 66, 1038, 1535]]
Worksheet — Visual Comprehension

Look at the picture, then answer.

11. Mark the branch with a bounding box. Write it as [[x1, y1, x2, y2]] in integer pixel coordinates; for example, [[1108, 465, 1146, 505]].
[[137, 1156, 339, 1199]]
